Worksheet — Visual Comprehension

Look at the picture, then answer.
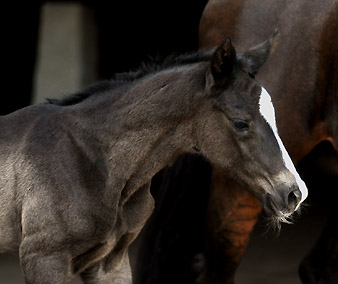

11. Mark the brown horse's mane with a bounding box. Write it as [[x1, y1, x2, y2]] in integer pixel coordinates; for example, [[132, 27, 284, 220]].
[[46, 51, 212, 106]]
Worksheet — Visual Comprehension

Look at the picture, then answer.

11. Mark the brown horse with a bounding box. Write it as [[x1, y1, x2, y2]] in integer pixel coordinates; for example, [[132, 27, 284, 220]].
[[198, 0, 338, 283]]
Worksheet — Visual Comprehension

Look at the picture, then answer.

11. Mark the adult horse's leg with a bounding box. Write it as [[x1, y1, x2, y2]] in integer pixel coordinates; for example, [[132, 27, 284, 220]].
[[199, 169, 261, 284], [299, 215, 338, 284], [131, 155, 212, 284], [298, 143, 338, 284]]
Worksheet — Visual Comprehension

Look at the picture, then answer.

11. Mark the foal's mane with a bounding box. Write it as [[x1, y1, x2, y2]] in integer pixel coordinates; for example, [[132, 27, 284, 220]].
[[47, 51, 211, 106]]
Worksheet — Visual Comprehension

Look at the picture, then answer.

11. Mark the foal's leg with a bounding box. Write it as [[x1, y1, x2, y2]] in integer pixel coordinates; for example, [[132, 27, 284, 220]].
[[19, 239, 71, 284], [81, 233, 136, 284], [80, 252, 132, 284], [81, 183, 154, 284], [200, 170, 262, 284]]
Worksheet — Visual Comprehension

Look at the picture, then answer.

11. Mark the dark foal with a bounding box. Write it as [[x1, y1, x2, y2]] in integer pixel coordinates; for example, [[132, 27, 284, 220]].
[[0, 36, 307, 283]]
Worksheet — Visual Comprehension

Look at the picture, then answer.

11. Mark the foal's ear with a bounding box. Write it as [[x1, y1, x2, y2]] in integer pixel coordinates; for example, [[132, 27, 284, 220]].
[[237, 29, 278, 76], [210, 37, 236, 85]]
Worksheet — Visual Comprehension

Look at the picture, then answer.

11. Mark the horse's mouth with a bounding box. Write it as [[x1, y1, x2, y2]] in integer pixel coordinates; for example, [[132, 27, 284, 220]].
[[263, 193, 302, 229]]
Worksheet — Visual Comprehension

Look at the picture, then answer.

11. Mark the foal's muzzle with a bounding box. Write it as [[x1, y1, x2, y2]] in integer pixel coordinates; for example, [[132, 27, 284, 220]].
[[287, 187, 302, 211], [264, 185, 302, 218]]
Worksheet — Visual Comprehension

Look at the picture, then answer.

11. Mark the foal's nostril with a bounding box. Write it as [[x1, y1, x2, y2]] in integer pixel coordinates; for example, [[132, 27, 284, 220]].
[[287, 189, 302, 211]]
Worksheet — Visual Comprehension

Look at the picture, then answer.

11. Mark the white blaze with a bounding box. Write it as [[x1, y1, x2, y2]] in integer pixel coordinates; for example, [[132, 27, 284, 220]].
[[259, 87, 308, 205]]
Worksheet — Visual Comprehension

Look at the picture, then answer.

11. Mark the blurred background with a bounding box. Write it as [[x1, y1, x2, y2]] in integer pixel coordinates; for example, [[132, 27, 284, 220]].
[[0, 1, 337, 284], [2, 0, 206, 112]]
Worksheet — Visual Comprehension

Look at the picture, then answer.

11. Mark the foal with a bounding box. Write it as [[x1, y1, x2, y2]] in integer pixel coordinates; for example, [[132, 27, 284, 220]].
[[0, 35, 307, 283]]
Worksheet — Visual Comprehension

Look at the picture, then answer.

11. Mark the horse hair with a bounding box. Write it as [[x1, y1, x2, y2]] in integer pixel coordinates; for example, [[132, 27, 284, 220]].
[[46, 51, 212, 106]]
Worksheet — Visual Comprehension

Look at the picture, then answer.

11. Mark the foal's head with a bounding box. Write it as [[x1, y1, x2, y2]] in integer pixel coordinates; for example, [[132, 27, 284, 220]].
[[197, 33, 308, 224]]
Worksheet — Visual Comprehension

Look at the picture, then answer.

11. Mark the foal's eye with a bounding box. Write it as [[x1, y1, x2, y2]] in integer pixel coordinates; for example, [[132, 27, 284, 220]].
[[248, 72, 255, 79], [232, 120, 249, 131]]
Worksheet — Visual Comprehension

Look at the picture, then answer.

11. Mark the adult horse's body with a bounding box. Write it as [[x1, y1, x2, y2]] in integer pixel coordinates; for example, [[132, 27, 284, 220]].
[[197, 0, 338, 283], [0, 38, 307, 283]]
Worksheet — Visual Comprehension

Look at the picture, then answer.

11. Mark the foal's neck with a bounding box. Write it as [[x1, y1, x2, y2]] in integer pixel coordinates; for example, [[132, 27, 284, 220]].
[[72, 64, 206, 200]]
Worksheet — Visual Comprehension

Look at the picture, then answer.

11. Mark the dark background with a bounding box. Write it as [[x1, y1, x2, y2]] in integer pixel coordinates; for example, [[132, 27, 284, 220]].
[[2, 0, 207, 114], [1, 1, 337, 283]]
